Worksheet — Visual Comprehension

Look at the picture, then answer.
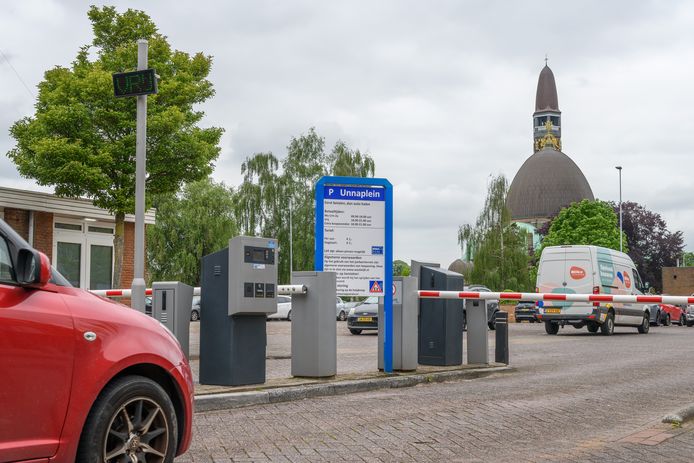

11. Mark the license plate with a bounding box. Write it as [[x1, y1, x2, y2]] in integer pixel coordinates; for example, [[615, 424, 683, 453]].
[[545, 308, 561, 314], [357, 317, 373, 322]]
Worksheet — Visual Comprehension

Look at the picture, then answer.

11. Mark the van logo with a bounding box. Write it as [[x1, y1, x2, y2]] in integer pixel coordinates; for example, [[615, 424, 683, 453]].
[[623, 273, 631, 288], [569, 266, 586, 280]]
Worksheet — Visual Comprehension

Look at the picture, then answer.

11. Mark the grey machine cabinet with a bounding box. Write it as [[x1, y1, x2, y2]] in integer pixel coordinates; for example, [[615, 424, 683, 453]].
[[291, 271, 337, 378], [378, 276, 418, 371], [151, 281, 194, 358], [199, 236, 278, 386], [416, 264, 465, 366]]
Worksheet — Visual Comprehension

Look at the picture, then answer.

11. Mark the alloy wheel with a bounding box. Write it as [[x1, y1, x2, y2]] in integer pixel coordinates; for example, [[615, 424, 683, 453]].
[[103, 396, 169, 463]]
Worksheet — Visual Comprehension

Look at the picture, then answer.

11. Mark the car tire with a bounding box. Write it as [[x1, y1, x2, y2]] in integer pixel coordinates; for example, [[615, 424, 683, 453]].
[[287, 310, 292, 322], [76, 375, 177, 463], [587, 322, 599, 333], [544, 321, 559, 335], [338, 310, 347, 321], [600, 312, 615, 336], [488, 313, 497, 331], [687, 320, 693, 327], [349, 329, 362, 335], [190, 310, 200, 322], [680, 315, 686, 326], [650, 311, 661, 326], [664, 314, 671, 326], [637, 313, 650, 334]]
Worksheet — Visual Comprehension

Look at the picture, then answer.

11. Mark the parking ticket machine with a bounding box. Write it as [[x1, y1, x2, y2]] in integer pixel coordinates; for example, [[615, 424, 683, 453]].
[[199, 236, 278, 386]]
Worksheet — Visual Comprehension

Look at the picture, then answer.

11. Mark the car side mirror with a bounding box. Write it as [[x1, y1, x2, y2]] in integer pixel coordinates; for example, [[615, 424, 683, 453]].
[[16, 249, 51, 287]]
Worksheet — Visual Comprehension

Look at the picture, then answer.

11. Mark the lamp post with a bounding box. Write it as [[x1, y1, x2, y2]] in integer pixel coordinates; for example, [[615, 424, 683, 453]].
[[615, 166, 623, 252]]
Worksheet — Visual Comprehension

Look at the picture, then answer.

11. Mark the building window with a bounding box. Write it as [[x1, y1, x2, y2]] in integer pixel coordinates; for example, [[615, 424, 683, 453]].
[[53, 219, 114, 290]]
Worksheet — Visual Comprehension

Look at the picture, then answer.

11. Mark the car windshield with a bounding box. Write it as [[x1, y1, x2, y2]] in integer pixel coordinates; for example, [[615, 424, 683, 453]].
[[361, 296, 379, 305], [49, 266, 72, 287]]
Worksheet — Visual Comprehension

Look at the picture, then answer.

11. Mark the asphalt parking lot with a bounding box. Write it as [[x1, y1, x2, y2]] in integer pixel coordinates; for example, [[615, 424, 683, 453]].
[[181, 321, 694, 462]]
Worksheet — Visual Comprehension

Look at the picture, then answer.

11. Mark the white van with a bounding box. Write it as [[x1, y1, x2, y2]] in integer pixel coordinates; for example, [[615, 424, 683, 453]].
[[536, 245, 650, 335]]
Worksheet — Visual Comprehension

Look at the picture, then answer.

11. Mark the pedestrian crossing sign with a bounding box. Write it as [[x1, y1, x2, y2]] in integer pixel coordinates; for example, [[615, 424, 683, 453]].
[[369, 280, 383, 293]]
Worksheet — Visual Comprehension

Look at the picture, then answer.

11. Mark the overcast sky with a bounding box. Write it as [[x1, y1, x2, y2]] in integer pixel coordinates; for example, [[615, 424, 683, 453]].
[[1, 1, 693, 268]]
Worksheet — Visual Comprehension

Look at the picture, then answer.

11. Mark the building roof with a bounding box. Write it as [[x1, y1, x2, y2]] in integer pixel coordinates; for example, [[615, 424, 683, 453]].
[[0, 186, 156, 224], [506, 146, 594, 220], [535, 65, 559, 112]]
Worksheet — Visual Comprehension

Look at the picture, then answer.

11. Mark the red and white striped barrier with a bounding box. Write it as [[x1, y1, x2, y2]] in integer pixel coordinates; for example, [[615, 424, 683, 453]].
[[90, 284, 307, 298], [417, 291, 694, 305]]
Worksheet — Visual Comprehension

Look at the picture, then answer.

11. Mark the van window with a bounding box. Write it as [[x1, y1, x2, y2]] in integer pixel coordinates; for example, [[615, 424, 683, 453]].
[[633, 270, 645, 293]]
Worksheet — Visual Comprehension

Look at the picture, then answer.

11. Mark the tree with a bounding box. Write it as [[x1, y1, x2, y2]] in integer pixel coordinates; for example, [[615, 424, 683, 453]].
[[683, 252, 694, 267], [147, 178, 237, 286], [7, 6, 222, 287], [540, 199, 628, 253], [458, 175, 532, 291], [235, 128, 375, 283], [609, 201, 683, 291], [393, 260, 411, 276]]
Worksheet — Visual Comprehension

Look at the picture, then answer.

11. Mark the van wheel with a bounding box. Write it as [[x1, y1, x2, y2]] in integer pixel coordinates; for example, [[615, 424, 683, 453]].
[[600, 312, 615, 336], [637, 313, 650, 334], [544, 321, 559, 335], [587, 322, 599, 333]]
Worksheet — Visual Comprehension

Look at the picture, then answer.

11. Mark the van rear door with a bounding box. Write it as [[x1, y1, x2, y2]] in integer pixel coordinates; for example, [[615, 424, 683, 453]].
[[538, 247, 593, 314]]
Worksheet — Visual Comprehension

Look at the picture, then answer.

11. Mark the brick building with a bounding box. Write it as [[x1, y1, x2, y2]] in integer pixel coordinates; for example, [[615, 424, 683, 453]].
[[662, 267, 694, 296], [0, 186, 154, 290]]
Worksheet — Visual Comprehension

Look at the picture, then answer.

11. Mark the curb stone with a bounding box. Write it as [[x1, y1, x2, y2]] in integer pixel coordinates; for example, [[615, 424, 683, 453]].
[[195, 365, 512, 412], [662, 403, 694, 424]]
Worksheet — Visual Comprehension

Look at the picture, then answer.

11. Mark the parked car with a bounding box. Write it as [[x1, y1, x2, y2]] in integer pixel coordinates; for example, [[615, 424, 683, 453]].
[[347, 296, 379, 334], [646, 303, 666, 326], [514, 301, 538, 322], [0, 218, 193, 461], [336, 296, 348, 321], [535, 245, 649, 335], [659, 303, 686, 326], [464, 284, 500, 330], [268, 295, 292, 320], [191, 295, 201, 321], [686, 303, 694, 327]]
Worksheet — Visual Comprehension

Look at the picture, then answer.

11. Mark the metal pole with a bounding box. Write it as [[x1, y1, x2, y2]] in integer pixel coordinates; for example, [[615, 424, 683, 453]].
[[616, 166, 623, 252], [289, 197, 293, 273], [131, 39, 148, 312]]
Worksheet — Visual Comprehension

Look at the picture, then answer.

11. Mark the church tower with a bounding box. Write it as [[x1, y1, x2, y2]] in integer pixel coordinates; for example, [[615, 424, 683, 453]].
[[506, 61, 594, 231], [533, 63, 561, 152]]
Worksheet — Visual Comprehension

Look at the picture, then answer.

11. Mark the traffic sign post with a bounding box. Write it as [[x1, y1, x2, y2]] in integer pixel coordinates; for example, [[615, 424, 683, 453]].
[[315, 176, 394, 372]]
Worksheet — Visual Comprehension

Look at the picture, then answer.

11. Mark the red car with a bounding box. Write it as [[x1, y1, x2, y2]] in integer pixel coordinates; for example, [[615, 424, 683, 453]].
[[659, 303, 687, 326], [0, 219, 193, 462]]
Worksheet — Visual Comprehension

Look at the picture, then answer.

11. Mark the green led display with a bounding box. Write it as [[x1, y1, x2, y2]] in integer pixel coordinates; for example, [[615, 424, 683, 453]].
[[112, 69, 158, 97]]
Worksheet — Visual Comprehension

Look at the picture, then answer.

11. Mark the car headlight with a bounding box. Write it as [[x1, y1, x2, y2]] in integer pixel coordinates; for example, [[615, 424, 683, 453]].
[[348, 308, 356, 316]]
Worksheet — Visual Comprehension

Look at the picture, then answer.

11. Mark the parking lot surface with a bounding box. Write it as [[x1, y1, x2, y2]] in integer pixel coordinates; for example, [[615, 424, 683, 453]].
[[182, 322, 694, 462]]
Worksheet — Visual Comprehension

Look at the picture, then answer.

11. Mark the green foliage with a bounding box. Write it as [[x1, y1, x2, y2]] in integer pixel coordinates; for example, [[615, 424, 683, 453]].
[[683, 252, 694, 267], [458, 175, 532, 291], [7, 6, 222, 286], [540, 199, 628, 254], [393, 260, 411, 276], [235, 128, 375, 283], [147, 178, 237, 286]]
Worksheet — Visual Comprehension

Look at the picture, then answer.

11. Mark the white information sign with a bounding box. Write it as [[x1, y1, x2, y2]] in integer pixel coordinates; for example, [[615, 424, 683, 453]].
[[322, 185, 385, 296]]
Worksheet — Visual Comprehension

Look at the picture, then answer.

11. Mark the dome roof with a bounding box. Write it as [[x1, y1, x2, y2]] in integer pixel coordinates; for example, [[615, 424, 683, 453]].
[[448, 259, 472, 275], [535, 65, 559, 112], [506, 146, 594, 220]]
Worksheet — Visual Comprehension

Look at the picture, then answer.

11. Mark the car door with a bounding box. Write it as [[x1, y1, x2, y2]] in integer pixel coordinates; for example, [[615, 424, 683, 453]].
[[0, 235, 75, 462]]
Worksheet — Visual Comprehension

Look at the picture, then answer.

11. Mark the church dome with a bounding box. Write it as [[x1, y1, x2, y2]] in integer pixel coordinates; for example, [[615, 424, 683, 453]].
[[506, 146, 594, 221]]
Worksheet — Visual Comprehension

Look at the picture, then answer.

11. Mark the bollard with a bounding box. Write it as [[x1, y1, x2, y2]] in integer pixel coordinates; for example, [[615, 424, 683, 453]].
[[495, 311, 509, 365]]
